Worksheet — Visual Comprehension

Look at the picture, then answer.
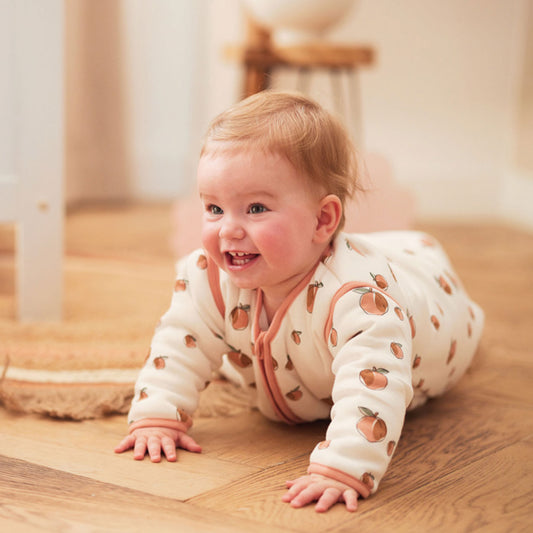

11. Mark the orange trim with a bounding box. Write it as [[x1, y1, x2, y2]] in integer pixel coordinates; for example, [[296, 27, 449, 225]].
[[252, 269, 317, 425], [307, 463, 371, 498], [206, 255, 225, 318], [324, 282, 405, 346], [129, 418, 191, 434]]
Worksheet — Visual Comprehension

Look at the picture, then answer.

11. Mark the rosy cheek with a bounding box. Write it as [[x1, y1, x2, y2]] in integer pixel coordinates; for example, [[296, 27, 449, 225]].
[[200, 224, 218, 255]]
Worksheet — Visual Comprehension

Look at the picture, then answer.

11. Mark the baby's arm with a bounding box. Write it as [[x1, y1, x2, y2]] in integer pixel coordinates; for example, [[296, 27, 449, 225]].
[[119, 251, 228, 460], [302, 286, 414, 510], [115, 426, 201, 462], [282, 474, 359, 512]]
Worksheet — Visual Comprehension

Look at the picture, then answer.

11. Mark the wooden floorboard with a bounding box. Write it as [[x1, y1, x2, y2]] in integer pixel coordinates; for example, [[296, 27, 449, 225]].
[[0, 455, 279, 533], [343, 438, 533, 533]]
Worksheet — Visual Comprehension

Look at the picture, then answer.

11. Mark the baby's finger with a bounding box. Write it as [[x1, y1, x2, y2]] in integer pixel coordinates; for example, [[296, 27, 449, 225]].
[[285, 476, 306, 489], [314, 487, 342, 513], [288, 484, 324, 508], [114, 435, 135, 453], [281, 479, 308, 502], [146, 437, 163, 462], [133, 436, 148, 460], [161, 436, 177, 462], [179, 433, 202, 453], [342, 489, 359, 512]]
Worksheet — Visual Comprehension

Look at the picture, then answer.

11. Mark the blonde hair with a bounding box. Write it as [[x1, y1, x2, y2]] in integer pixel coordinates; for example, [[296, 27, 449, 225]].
[[200, 91, 360, 233]]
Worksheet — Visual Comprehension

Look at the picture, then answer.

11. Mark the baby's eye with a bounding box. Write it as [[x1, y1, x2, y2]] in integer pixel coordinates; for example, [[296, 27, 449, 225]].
[[206, 204, 223, 215], [249, 203, 268, 214]]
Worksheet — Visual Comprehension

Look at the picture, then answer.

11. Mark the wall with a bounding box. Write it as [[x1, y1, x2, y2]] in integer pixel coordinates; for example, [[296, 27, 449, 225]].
[[501, 0, 533, 229], [66, 0, 208, 204], [121, 0, 208, 199], [64, 0, 531, 228]]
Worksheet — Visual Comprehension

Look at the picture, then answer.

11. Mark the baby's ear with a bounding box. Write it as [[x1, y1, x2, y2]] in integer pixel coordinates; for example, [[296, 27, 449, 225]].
[[314, 195, 342, 244]]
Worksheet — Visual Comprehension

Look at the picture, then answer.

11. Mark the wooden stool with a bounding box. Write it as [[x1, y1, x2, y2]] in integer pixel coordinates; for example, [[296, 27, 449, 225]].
[[225, 20, 375, 141]]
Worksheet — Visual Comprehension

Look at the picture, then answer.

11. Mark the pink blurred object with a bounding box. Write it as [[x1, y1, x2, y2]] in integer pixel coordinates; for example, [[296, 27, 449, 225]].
[[344, 152, 415, 233], [171, 152, 415, 258]]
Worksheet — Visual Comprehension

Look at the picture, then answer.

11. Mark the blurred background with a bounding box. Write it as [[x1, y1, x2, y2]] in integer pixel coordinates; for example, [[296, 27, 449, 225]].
[[55, 0, 533, 225], [1, 0, 532, 320], [2, 0, 532, 220]]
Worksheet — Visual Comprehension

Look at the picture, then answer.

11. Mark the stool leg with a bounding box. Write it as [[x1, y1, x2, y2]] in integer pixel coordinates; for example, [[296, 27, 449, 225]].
[[244, 64, 271, 98], [347, 67, 364, 146], [296, 66, 312, 94], [330, 67, 345, 116]]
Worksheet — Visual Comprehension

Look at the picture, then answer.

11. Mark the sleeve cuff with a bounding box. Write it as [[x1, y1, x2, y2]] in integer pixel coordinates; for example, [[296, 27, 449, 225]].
[[307, 463, 372, 498], [129, 417, 191, 434]]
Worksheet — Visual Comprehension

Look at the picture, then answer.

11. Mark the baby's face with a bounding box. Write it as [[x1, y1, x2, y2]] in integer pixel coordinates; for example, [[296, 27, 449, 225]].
[[197, 148, 325, 304]]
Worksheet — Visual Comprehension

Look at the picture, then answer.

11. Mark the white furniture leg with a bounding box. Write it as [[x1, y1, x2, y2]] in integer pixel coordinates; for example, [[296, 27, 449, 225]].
[[0, 0, 64, 321]]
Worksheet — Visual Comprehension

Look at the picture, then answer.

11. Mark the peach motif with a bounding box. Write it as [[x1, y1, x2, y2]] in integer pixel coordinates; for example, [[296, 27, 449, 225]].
[[184, 335, 197, 348], [345, 239, 366, 256], [387, 440, 396, 456], [177, 408, 191, 424], [196, 254, 208, 270], [408, 311, 416, 338], [355, 288, 388, 315], [330, 328, 338, 347], [436, 274, 452, 295], [390, 342, 404, 359], [370, 272, 388, 290], [307, 281, 323, 313], [388, 264, 398, 283], [231, 304, 250, 330], [361, 472, 375, 490], [286, 386, 303, 401], [359, 367, 389, 390], [153, 356, 167, 369], [447, 339, 457, 364], [318, 440, 331, 450], [357, 407, 387, 443], [228, 349, 252, 368], [291, 330, 302, 345], [174, 279, 188, 292], [285, 355, 294, 371]]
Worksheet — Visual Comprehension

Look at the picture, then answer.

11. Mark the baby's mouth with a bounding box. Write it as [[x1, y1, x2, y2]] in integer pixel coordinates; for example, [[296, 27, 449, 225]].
[[226, 251, 258, 266]]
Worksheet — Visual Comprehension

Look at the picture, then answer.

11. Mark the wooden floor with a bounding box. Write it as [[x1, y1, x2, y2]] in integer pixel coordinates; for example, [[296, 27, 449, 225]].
[[1, 205, 532, 532]]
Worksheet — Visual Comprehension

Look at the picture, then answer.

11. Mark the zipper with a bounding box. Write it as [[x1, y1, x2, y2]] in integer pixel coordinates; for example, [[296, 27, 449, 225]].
[[252, 273, 316, 425]]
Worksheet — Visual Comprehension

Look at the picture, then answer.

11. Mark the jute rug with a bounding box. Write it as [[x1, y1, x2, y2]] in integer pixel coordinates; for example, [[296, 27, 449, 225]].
[[0, 204, 253, 420]]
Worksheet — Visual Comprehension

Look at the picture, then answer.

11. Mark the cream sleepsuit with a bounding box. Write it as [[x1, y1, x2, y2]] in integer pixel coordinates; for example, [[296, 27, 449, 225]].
[[128, 231, 484, 498]]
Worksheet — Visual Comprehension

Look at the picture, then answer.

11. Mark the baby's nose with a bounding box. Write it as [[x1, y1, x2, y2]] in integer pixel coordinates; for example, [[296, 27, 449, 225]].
[[219, 215, 245, 240]]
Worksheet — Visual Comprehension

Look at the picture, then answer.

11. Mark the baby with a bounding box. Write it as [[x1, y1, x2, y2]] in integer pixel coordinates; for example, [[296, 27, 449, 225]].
[[115, 91, 484, 512]]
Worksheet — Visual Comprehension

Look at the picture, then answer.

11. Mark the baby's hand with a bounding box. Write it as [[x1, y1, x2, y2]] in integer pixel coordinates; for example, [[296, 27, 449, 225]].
[[114, 427, 201, 462], [282, 474, 359, 513]]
